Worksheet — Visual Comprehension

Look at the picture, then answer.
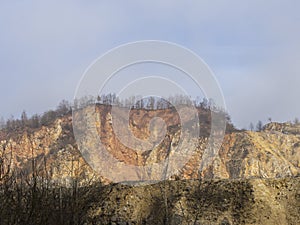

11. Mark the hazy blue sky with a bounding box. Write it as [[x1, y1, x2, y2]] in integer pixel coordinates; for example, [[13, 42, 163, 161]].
[[0, 0, 299, 128]]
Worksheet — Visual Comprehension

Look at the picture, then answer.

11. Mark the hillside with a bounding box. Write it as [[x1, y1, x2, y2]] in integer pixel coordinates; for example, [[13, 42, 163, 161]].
[[1, 105, 299, 183], [88, 177, 300, 225], [0, 176, 299, 225], [0, 104, 300, 224]]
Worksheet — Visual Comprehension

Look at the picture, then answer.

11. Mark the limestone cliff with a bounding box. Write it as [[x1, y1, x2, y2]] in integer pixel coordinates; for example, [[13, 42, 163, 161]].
[[1, 106, 300, 184], [1, 106, 300, 225], [0, 116, 97, 186]]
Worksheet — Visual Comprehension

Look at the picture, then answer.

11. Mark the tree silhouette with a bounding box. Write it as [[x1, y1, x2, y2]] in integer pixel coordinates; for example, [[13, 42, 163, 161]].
[[256, 120, 263, 131]]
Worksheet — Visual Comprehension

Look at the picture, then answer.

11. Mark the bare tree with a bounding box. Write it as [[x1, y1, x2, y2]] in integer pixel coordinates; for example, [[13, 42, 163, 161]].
[[57, 100, 71, 116], [21, 110, 28, 127], [256, 120, 263, 131], [0, 116, 5, 129], [249, 122, 254, 131]]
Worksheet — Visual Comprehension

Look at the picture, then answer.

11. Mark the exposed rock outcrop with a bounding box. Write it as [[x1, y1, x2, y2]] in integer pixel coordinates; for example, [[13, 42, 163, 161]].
[[1, 106, 300, 184], [1, 106, 300, 224]]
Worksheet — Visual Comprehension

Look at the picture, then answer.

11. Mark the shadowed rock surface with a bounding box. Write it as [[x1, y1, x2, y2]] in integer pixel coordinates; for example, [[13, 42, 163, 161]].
[[87, 178, 300, 225]]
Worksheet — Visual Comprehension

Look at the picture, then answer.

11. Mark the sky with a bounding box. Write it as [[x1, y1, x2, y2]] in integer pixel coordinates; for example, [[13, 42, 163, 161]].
[[0, 0, 299, 128]]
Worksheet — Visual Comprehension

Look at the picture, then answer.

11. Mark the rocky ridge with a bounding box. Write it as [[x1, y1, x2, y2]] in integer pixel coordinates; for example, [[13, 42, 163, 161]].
[[1, 106, 300, 184], [1, 106, 300, 224]]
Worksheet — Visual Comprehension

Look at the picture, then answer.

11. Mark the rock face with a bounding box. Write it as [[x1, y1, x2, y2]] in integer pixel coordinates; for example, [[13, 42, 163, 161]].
[[0, 116, 97, 186], [1, 106, 300, 224], [73, 105, 300, 182], [1, 106, 300, 184], [87, 177, 300, 225], [200, 130, 300, 179], [264, 122, 300, 135]]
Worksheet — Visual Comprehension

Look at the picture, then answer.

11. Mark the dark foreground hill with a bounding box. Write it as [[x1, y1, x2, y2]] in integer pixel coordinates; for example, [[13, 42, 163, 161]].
[[0, 177, 299, 225], [90, 178, 300, 225]]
